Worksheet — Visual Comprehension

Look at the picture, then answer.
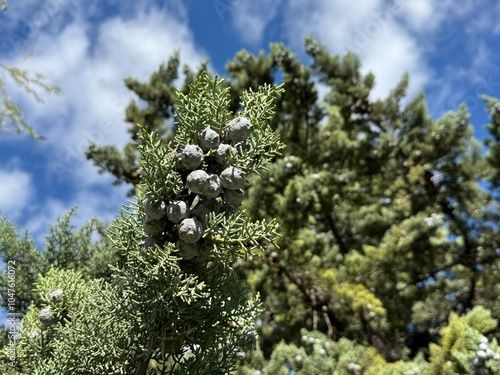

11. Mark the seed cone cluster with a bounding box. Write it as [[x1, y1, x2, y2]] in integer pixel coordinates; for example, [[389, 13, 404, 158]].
[[38, 289, 65, 326], [142, 118, 253, 261]]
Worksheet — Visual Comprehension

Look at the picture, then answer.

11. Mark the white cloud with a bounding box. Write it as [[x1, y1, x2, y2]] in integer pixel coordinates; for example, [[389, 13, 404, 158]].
[[359, 23, 429, 100], [283, 0, 385, 48], [0, 168, 34, 219], [282, 0, 428, 99], [16, 8, 207, 151], [397, 0, 448, 32], [230, 0, 283, 44], [228, 0, 497, 108]]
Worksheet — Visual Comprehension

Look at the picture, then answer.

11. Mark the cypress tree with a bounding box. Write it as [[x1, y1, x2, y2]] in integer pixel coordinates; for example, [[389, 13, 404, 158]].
[[1, 73, 285, 374]]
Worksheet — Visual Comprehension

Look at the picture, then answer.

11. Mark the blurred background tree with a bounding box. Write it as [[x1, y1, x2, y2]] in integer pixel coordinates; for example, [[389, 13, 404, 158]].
[[0, 57, 60, 139], [0, 4, 61, 139]]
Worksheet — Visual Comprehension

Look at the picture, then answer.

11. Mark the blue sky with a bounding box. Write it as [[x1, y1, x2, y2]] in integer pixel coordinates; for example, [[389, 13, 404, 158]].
[[1, 0, 500, 245]]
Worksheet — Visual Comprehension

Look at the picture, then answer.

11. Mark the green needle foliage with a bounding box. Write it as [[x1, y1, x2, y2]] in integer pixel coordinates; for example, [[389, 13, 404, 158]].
[[482, 95, 500, 188], [0, 209, 115, 316], [1, 73, 284, 374], [80, 35, 500, 373]]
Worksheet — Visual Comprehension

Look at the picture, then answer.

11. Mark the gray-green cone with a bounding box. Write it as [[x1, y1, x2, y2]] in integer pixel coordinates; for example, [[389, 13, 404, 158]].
[[167, 200, 190, 223], [178, 144, 204, 170], [144, 197, 167, 220], [178, 217, 204, 243], [227, 117, 253, 142], [220, 166, 246, 190], [39, 306, 58, 326], [199, 126, 220, 151]]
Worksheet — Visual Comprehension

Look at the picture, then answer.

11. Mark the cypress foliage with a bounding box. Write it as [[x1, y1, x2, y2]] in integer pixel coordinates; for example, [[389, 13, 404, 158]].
[[1, 74, 284, 373]]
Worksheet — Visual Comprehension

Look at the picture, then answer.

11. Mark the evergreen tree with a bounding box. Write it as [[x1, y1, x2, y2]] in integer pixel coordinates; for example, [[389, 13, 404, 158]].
[[0, 209, 119, 355], [1, 73, 285, 374], [482, 95, 500, 188], [241, 37, 500, 365], [0, 209, 116, 316]]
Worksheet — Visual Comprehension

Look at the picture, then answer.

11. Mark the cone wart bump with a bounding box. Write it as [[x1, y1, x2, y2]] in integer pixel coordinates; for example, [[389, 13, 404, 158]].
[[178, 144, 204, 170], [203, 174, 222, 199], [143, 218, 164, 236], [177, 241, 199, 260], [186, 170, 210, 194], [223, 188, 245, 206], [187, 170, 222, 199], [39, 306, 58, 326], [215, 143, 235, 165], [49, 289, 64, 304]]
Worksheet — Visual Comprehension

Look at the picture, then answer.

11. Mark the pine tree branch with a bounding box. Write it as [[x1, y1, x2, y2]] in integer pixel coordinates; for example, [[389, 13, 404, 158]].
[[399, 259, 461, 292], [133, 353, 151, 375], [422, 171, 482, 312], [321, 207, 350, 256], [436, 197, 475, 260], [270, 255, 344, 338], [462, 273, 478, 312]]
